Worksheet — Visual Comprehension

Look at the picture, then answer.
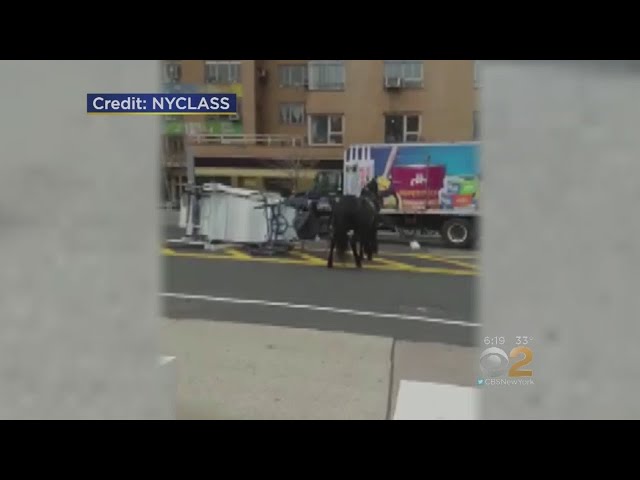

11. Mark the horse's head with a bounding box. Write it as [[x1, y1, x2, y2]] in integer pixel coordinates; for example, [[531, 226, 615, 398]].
[[361, 178, 381, 211], [364, 178, 379, 196]]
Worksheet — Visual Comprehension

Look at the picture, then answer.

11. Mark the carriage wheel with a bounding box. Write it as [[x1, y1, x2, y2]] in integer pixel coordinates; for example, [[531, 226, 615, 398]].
[[271, 214, 290, 238]]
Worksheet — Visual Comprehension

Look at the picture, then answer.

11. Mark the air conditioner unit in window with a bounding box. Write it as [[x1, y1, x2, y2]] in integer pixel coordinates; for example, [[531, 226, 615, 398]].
[[384, 77, 403, 89]]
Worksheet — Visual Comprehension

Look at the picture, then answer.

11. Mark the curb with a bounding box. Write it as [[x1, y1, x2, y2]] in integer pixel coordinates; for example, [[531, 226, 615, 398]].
[[165, 239, 207, 250]]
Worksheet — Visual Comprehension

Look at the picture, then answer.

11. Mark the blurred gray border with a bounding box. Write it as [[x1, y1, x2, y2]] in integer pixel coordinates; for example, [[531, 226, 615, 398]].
[[3, 60, 639, 420], [0, 61, 171, 419], [481, 60, 640, 419]]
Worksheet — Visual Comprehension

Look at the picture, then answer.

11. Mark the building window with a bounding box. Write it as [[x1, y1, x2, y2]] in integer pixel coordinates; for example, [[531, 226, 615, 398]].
[[308, 114, 344, 145], [385, 114, 421, 143], [474, 61, 480, 88], [163, 61, 182, 83], [383, 61, 423, 88], [308, 61, 345, 91], [473, 110, 480, 140], [280, 103, 305, 125], [279, 65, 308, 88], [204, 61, 241, 84]]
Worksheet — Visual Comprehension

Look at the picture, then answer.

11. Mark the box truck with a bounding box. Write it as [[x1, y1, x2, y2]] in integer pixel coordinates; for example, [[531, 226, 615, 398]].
[[295, 142, 480, 249]]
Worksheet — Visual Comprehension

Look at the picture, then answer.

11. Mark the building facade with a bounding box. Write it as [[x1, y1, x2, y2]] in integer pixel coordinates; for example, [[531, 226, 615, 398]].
[[161, 60, 480, 203]]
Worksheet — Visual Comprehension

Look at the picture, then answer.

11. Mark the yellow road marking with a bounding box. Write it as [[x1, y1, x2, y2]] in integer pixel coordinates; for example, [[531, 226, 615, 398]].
[[279, 250, 423, 271], [290, 251, 326, 265], [226, 248, 253, 260], [441, 254, 478, 260], [165, 250, 303, 264], [410, 253, 478, 271], [375, 265, 475, 276], [373, 257, 421, 271], [166, 251, 232, 260], [393, 251, 478, 262], [161, 249, 478, 276], [303, 247, 478, 262]]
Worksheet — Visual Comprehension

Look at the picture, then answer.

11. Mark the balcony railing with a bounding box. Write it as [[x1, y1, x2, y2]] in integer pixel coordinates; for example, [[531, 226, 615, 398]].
[[163, 152, 187, 167], [188, 133, 306, 147]]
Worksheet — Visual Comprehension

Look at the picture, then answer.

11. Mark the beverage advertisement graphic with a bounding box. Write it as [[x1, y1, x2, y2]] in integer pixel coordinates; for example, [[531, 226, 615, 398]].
[[390, 166, 429, 211], [344, 143, 480, 212]]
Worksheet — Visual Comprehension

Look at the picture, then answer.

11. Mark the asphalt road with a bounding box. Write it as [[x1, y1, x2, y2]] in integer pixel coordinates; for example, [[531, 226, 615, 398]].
[[161, 208, 478, 347], [162, 251, 478, 347]]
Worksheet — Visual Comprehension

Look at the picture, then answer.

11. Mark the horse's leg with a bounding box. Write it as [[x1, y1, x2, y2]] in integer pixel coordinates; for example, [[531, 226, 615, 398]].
[[350, 235, 362, 268], [359, 238, 365, 262], [327, 236, 335, 268], [373, 222, 379, 255], [368, 227, 376, 260]]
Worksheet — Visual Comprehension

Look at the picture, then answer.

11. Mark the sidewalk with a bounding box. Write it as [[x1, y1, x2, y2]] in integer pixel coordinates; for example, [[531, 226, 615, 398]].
[[160, 318, 477, 420], [160, 318, 391, 420]]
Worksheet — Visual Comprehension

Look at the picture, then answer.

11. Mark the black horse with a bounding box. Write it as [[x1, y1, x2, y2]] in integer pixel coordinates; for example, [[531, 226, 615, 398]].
[[327, 178, 381, 269]]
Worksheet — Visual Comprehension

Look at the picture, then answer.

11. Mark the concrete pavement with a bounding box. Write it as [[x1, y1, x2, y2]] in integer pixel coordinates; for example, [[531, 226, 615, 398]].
[[160, 319, 391, 420], [159, 318, 477, 420], [389, 341, 478, 418]]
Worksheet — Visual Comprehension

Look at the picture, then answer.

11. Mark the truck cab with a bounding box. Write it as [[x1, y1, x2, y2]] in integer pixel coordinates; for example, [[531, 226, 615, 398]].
[[310, 170, 342, 199]]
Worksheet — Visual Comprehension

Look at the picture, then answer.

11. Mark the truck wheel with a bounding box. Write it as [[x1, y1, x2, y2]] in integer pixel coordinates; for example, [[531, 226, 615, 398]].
[[441, 218, 473, 249]]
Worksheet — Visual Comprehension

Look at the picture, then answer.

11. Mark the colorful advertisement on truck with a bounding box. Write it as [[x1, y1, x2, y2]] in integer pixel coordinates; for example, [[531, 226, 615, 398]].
[[343, 142, 480, 214]]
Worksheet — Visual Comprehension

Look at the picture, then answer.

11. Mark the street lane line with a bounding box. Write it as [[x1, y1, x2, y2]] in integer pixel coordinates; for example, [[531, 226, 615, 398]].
[[441, 254, 478, 260], [373, 257, 420, 271], [303, 247, 478, 262], [164, 240, 479, 261], [393, 380, 479, 420], [165, 250, 311, 265], [289, 251, 326, 265], [226, 248, 253, 260], [411, 253, 477, 271], [162, 250, 478, 276], [164, 251, 234, 260], [160, 292, 481, 328]]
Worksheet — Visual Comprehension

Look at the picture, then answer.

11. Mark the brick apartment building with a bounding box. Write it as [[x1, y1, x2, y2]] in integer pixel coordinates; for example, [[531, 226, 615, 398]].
[[161, 60, 480, 204]]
